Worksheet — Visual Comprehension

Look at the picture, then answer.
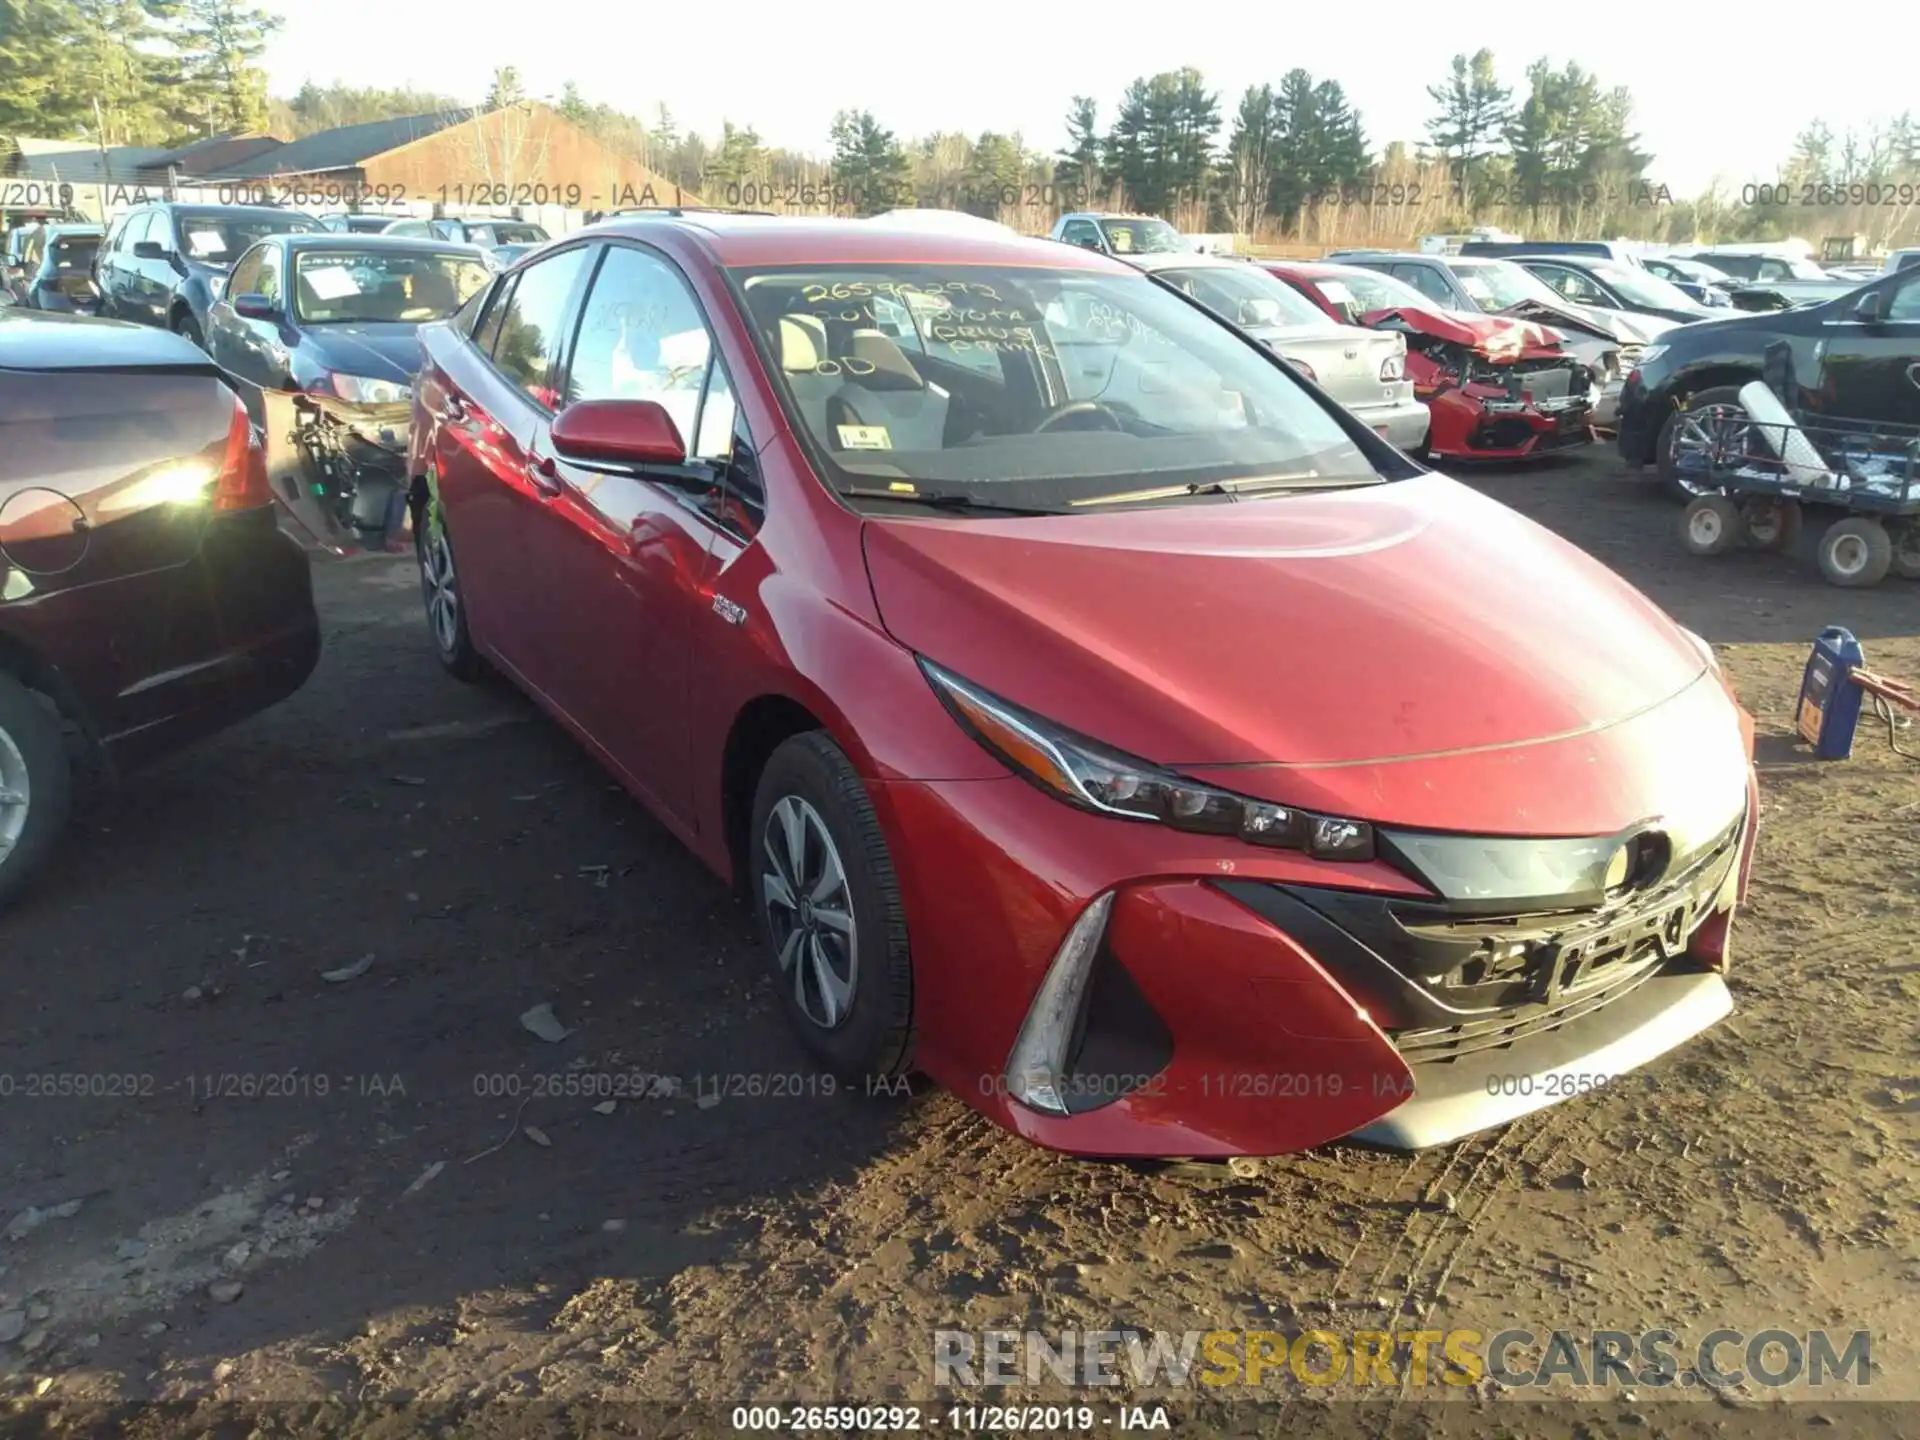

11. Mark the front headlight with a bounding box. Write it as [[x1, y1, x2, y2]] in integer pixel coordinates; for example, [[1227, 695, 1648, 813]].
[[323, 372, 410, 405], [921, 659, 1375, 860], [1634, 344, 1669, 366]]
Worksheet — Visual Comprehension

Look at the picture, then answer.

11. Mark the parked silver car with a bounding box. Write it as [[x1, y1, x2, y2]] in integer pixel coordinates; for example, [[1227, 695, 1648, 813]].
[[1121, 252, 1431, 453]]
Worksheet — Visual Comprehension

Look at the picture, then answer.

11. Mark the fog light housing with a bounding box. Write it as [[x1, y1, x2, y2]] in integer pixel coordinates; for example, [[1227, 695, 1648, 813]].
[[1003, 892, 1115, 1116]]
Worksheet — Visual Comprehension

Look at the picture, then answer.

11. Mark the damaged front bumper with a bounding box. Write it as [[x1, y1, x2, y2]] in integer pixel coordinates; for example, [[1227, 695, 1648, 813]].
[[263, 389, 413, 555]]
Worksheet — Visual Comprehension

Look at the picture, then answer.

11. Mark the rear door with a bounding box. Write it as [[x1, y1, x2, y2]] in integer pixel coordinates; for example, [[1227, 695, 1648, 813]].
[[1815, 269, 1920, 423], [423, 243, 595, 679]]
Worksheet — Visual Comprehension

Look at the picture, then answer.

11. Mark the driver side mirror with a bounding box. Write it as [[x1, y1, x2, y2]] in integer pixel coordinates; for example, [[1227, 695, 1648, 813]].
[[231, 292, 278, 320], [550, 399, 687, 469], [1851, 290, 1887, 325], [132, 240, 169, 261]]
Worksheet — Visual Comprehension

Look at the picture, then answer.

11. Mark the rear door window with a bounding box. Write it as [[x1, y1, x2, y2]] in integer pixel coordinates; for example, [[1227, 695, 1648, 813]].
[[487, 245, 593, 408]]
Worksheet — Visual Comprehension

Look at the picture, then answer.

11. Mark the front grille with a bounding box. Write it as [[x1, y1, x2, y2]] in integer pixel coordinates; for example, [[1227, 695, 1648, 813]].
[[1386, 817, 1743, 1063], [1393, 957, 1659, 1064]]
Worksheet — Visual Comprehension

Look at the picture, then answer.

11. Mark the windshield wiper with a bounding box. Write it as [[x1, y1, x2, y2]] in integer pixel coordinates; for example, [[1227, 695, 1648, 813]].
[[842, 486, 1068, 517], [1071, 471, 1380, 508]]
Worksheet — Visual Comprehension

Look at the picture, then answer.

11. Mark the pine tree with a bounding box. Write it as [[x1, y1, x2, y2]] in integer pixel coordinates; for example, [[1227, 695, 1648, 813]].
[[174, 0, 279, 134], [829, 110, 910, 214], [1054, 96, 1100, 204]]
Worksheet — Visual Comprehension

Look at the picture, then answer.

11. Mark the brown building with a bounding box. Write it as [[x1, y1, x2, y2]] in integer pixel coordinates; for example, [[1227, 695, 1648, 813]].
[[210, 103, 697, 213]]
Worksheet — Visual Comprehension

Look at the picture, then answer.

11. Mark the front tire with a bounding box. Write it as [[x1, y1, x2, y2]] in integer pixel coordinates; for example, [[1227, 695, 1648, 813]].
[[0, 672, 73, 912], [171, 311, 205, 350], [1681, 495, 1742, 556], [1657, 386, 1748, 504], [749, 732, 914, 1083], [415, 496, 483, 681]]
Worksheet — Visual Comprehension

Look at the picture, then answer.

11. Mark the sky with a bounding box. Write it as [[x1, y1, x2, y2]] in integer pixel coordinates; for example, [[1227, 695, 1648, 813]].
[[262, 0, 1910, 201]]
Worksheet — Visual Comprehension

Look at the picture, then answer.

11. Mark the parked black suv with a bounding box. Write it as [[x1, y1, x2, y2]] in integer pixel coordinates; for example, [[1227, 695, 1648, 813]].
[[1617, 265, 1920, 500], [94, 203, 322, 346]]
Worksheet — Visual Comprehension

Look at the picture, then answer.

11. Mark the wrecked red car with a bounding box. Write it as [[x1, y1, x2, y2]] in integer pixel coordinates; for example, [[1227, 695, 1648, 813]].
[[1262, 261, 1596, 461]]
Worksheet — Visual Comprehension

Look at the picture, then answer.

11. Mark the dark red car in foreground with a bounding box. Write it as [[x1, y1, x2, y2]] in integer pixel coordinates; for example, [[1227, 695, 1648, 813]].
[[1262, 260, 1599, 461], [408, 214, 1758, 1157], [0, 312, 321, 907]]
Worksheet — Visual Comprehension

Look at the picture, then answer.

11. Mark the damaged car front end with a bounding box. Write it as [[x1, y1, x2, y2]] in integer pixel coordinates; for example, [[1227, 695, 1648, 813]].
[[205, 236, 492, 554], [1368, 307, 1595, 460]]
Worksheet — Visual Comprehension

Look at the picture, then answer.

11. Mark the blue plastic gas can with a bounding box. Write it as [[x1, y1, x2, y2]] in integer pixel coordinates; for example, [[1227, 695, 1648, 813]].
[[1796, 626, 1867, 759]]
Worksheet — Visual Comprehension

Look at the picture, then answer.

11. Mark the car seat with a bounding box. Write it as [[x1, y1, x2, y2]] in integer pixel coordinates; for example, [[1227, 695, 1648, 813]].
[[827, 330, 949, 450]]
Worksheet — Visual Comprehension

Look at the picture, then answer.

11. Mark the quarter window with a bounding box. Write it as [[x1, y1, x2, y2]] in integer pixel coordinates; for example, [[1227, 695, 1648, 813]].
[[488, 246, 592, 407]]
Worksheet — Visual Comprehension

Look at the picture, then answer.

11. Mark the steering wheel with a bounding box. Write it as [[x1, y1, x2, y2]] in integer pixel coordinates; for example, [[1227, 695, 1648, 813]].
[[1033, 400, 1124, 434]]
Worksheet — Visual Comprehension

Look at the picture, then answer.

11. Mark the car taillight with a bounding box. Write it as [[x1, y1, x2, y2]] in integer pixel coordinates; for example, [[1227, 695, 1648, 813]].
[[1287, 357, 1317, 383], [1379, 354, 1404, 382], [214, 389, 272, 511]]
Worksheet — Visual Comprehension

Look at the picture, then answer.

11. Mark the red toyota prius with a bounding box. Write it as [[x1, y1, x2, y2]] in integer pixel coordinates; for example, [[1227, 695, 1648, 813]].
[[407, 214, 1759, 1158]]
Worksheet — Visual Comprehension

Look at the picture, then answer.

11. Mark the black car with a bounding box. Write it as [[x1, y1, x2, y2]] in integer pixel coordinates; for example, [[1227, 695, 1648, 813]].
[[1617, 265, 1920, 500], [93, 203, 324, 346], [205, 233, 493, 550], [0, 310, 321, 908], [11, 225, 105, 314], [1509, 255, 1719, 325]]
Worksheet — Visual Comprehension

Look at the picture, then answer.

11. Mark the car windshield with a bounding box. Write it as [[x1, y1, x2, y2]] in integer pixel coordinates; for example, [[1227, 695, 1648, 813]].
[[47, 235, 99, 271], [343, 217, 393, 232], [733, 264, 1381, 510], [292, 249, 494, 324], [1451, 259, 1568, 311], [1154, 263, 1333, 330], [1665, 258, 1728, 283], [1097, 218, 1187, 256], [1589, 262, 1700, 309], [485, 224, 548, 245], [176, 211, 321, 264], [1302, 267, 1436, 320]]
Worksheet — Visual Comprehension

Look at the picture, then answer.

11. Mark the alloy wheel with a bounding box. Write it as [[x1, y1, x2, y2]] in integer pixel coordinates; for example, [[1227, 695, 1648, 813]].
[[1667, 404, 1749, 498], [421, 529, 461, 658], [760, 795, 859, 1030], [0, 723, 29, 864]]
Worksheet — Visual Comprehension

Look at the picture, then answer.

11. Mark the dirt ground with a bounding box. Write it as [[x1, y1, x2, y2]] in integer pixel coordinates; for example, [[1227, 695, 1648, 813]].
[[2, 448, 1917, 1437]]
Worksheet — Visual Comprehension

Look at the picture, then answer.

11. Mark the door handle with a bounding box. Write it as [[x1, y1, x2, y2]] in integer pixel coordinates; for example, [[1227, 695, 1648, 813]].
[[529, 453, 563, 496]]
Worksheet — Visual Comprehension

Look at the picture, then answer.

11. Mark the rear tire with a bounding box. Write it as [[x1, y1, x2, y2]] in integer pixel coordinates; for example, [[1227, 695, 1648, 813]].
[[1657, 386, 1748, 504], [1892, 527, 1920, 581], [749, 732, 915, 1084], [415, 495, 483, 681], [1817, 517, 1892, 588], [0, 672, 73, 913], [1681, 495, 1742, 556]]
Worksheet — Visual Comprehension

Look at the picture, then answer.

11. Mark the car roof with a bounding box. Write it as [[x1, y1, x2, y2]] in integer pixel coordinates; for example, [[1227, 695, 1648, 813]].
[[149, 203, 320, 220], [590, 213, 1122, 272], [1260, 260, 1372, 279], [1123, 251, 1233, 271], [281, 233, 485, 255]]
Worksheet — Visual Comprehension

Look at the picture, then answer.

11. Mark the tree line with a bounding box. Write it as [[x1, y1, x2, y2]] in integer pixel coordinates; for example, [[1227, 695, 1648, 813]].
[[2, 16, 1916, 248]]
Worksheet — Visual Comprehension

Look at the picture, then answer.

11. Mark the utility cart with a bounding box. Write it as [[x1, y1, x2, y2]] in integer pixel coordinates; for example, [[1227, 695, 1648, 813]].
[[1672, 357, 1920, 588]]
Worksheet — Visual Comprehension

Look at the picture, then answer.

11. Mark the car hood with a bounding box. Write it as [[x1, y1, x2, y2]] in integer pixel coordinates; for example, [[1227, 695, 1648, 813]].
[[1360, 305, 1564, 360], [861, 473, 1708, 769], [300, 323, 425, 382], [1495, 298, 1672, 345]]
